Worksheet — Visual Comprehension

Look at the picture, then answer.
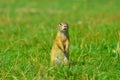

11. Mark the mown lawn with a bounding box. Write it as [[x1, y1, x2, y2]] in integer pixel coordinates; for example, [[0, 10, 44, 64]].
[[0, 0, 120, 80]]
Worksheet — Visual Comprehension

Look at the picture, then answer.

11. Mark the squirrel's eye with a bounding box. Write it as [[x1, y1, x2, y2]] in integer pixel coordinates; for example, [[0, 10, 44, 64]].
[[59, 23, 62, 25]]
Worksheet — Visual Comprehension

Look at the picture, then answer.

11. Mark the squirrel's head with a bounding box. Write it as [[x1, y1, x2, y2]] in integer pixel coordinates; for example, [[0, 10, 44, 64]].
[[58, 22, 69, 32]]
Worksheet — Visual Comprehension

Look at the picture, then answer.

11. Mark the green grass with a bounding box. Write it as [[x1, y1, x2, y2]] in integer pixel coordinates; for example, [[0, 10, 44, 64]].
[[0, 0, 120, 80]]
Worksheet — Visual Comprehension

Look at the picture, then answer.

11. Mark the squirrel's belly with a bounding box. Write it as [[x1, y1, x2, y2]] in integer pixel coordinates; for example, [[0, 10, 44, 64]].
[[54, 51, 68, 65]]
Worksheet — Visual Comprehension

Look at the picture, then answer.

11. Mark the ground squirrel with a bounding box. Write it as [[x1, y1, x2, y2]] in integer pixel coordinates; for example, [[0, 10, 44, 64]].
[[51, 22, 70, 66]]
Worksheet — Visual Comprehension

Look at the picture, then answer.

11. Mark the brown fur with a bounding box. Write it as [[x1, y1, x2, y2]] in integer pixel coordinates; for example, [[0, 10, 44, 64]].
[[51, 22, 69, 66]]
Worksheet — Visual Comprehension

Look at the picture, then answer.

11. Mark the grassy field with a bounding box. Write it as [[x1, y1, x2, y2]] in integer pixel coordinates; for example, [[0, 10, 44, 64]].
[[0, 0, 120, 80]]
